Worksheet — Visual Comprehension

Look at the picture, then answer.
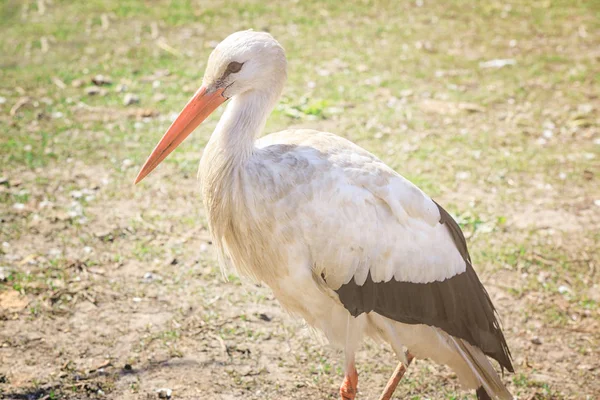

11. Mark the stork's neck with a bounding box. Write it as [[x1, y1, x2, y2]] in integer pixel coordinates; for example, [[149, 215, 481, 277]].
[[199, 86, 282, 266], [207, 88, 280, 165]]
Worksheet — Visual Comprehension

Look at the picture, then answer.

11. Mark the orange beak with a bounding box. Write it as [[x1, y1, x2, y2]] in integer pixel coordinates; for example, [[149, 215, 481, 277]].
[[134, 86, 227, 184]]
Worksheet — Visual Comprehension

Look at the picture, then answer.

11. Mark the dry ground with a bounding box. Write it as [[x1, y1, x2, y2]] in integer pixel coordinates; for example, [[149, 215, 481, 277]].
[[1, 1, 599, 399]]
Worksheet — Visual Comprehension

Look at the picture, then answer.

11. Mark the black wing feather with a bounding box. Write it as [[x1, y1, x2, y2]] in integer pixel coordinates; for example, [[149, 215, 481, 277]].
[[335, 201, 514, 372]]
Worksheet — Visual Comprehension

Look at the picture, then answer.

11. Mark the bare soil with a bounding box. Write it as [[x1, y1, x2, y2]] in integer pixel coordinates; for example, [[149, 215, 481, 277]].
[[1, 1, 599, 399]]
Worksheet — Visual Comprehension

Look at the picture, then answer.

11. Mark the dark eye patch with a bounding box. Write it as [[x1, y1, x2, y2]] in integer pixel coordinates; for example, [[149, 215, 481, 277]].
[[226, 61, 243, 74]]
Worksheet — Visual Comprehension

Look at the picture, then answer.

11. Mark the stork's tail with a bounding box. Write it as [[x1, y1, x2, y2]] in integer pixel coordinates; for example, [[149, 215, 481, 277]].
[[369, 317, 513, 400], [449, 336, 513, 400]]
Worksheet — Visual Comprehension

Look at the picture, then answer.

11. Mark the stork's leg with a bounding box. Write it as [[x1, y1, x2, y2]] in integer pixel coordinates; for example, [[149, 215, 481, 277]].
[[340, 358, 358, 400], [340, 314, 362, 400], [377, 352, 414, 400]]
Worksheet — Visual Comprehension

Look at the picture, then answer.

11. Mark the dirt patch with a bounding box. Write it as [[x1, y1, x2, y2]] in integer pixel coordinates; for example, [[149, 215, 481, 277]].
[[0, 290, 29, 313], [1, 0, 599, 399], [511, 207, 598, 232]]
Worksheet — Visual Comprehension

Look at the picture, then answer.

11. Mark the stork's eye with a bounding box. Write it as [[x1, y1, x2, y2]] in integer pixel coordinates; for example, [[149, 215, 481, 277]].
[[227, 61, 243, 74]]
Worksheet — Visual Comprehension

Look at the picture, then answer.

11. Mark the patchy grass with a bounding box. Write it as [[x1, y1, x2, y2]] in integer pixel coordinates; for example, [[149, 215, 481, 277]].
[[1, 0, 599, 399]]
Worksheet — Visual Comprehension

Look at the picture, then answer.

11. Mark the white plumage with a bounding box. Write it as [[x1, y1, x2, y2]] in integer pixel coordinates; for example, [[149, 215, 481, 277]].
[[136, 30, 513, 400]]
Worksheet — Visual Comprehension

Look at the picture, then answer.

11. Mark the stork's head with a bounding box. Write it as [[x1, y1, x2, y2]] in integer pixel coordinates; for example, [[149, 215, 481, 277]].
[[203, 30, 287, 99], [135, 30, 286, 184]]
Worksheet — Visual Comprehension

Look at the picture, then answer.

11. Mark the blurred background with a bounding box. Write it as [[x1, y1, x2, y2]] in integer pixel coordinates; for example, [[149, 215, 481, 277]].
[[0, 0, 598, 399]]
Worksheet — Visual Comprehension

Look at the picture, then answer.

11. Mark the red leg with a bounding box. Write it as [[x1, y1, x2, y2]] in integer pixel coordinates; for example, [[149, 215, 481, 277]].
[[378, 352, 414, 400], [340, 364, 359, 400]]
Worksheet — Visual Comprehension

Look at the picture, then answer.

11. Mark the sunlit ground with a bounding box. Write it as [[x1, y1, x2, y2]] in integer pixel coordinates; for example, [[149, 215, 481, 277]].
[[1, 1, 598, 399]]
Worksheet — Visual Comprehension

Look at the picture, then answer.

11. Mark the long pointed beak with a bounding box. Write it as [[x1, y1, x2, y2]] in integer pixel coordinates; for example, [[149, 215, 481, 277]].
[[134, 86, 227, 184]]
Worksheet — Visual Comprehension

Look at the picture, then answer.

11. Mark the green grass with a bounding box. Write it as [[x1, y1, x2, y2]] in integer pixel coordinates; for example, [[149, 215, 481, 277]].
[[0, 0, 598, 398]]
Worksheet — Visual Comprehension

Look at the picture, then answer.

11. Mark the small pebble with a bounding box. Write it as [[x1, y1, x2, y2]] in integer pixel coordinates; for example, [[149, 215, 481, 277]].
[[258, 313, 272, 322], [85, 86, 101, 96], [153, 93, 166, 102], [92, 74, 112, 86], [455, 171, 471, 180], [123, 93, 140, 106], [143, 272, 154, 282], [479, 59, 516, 69], [531, 337, 542, 345], [577, 104, 593, 114], [48, 248, 62, 257], [558, 285, 570, 294], [156, 388, 172, 399]]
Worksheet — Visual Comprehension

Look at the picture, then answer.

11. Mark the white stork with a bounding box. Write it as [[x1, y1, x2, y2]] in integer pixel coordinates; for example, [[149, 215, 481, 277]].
[[135, 31, 514, 400]]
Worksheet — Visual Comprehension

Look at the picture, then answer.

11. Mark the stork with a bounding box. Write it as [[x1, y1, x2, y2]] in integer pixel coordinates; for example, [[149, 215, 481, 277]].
[[135, 31, 514, 400]]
